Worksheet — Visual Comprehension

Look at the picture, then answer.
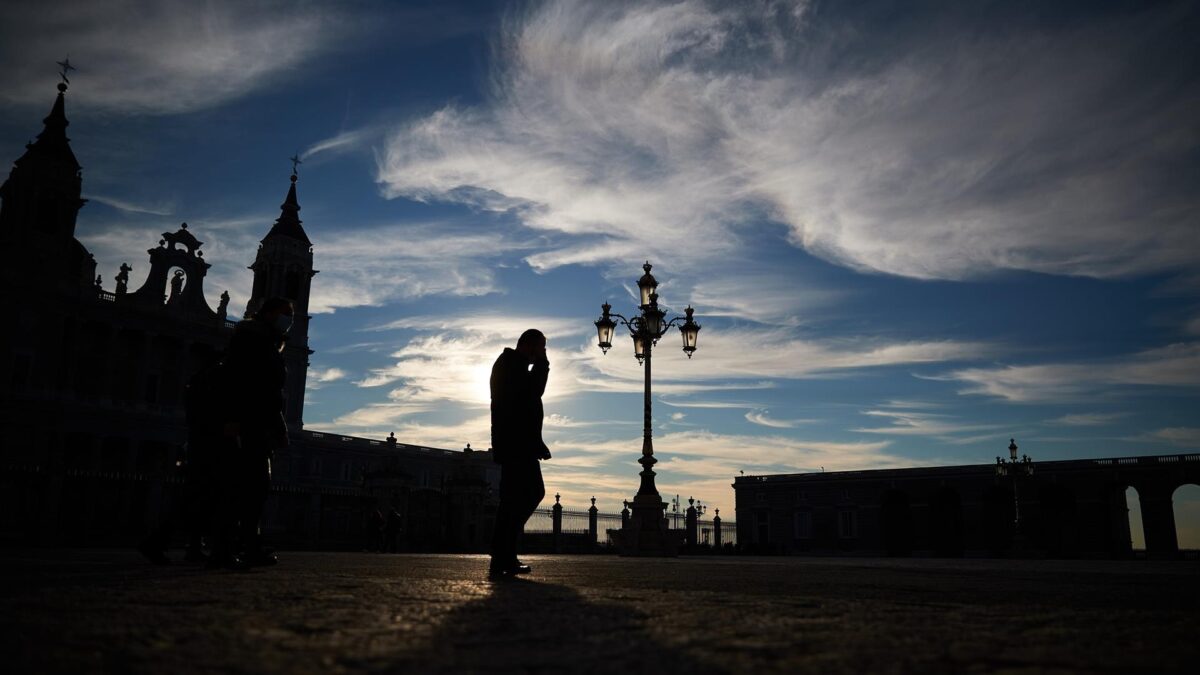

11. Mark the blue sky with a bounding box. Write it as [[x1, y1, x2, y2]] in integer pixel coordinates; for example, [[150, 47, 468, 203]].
[[2, 0, 1198, 523]]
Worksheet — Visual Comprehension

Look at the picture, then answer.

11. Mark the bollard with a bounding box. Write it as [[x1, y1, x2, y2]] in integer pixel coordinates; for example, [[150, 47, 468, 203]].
[[552, 493, 563, 553], [588, 496, 598, 547], [685, 496, 698, 548], [713, 508, 722, 548]]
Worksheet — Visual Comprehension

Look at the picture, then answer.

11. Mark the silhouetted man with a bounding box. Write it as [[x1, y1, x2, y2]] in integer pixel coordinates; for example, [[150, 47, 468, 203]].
[[488, 329, 551, 579], [221, 296, 293, 567], [137, 355, 225, 565]]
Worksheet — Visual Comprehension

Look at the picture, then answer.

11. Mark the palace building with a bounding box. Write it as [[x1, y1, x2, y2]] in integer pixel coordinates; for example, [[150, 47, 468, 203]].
[[733, 452, 1200, 558], [0, 79, 498, 551]]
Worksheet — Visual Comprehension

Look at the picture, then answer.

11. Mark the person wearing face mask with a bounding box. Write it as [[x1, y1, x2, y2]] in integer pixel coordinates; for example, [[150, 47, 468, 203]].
[[219, 296, 294, 567], [488, 328, 552, 579]]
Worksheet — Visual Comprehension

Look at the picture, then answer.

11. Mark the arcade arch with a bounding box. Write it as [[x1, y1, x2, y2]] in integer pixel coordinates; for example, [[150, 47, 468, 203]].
[[1172, 483, 1200, 552], [1125, 486, 1145, 551]]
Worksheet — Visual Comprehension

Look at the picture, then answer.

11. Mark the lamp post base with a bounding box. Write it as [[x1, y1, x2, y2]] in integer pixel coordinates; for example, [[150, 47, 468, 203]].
[[612, 496, 684, 557]]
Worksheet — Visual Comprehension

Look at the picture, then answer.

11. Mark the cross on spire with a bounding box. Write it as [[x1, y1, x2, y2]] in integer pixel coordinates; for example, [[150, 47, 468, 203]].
[[289, 152, 302, 176], [56, 57, 75, 85]]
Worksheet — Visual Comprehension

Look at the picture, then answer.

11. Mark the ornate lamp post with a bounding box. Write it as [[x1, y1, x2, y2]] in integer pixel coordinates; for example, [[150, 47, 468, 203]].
[[995, 438, 1034, 546], [594, 262, 701, 555]]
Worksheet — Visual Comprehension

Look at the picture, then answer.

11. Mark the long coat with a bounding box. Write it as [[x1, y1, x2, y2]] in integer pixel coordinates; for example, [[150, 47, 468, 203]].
[[222, 318, 288, 452], [489, 348, 550, 464]]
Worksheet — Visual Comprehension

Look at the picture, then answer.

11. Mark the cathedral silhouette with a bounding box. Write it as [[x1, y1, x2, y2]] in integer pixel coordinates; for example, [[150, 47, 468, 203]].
[[0, 78, 497, 551]]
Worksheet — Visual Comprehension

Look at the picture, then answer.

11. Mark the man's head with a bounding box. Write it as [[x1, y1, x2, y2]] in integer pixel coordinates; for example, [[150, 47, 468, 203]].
[[255, 297, 295, 338], [516, 328, 546, 360]]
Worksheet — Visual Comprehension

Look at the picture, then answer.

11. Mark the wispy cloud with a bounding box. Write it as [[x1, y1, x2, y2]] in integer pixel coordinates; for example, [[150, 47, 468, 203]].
[[306, 367, 347, 390], [1133, 427, 1200, 448], [853, 408, 1000, 443], [1045, 412, 1128, 427], [300, 128, 379, 164], [375, 0, 1200, 283], [84, 193, 174, 217], [0, 0, 358, 114], [941, 343, 1200, 403], [744, 410, 810, 429], [310, 222, 534, 314]]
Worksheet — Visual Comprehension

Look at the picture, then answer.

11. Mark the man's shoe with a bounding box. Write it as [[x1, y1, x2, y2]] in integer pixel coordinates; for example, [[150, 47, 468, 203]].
[[137, 540, 170, 566], [205, 554, 247, 570], [488, 559, 531, 579], [243, 550, 278, 567]]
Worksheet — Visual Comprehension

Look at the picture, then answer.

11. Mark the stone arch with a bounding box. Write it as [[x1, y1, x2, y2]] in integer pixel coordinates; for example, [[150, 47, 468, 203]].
[[879, 489, 913, 556], [929, 486, 964, 557], [1171, 483, 1200, 554], [1125, 485, 1145, 552]]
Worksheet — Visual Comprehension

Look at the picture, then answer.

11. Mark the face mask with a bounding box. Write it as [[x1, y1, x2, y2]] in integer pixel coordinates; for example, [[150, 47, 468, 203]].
[[275, 314, 294, 335]]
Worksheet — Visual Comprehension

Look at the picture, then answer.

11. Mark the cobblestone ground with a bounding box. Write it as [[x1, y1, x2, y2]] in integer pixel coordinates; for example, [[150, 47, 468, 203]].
[[1, 550, 1197, 674]]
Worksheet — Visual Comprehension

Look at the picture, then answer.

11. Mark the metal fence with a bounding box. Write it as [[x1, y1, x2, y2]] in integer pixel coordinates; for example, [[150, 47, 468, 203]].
[[524, 506, 737, 548]]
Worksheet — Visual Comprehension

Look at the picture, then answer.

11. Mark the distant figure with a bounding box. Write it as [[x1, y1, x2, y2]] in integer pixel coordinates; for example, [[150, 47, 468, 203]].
[[217, 290, 230, 318], [367, 508, 385, 552], [137, 356, 226, 566], [384, 507, 402, 553], [488, 329, 551, 579], [221, 297, 293, 567]]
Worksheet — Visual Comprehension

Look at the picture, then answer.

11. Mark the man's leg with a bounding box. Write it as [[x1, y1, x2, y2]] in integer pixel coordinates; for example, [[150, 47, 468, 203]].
[[490, 461, 519, 568], [511, 460, 545, 561]]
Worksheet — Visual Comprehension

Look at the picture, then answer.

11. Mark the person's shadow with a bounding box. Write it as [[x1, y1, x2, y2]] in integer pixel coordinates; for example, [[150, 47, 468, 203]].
[[376, 578, 727, 674]]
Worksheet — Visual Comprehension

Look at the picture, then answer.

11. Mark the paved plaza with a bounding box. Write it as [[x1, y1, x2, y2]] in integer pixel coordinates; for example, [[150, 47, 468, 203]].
[[1, 550, 1197, 674]]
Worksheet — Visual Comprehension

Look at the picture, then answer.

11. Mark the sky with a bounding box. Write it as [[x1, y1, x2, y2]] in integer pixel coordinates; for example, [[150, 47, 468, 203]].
[[2, 0, 1198, 529]]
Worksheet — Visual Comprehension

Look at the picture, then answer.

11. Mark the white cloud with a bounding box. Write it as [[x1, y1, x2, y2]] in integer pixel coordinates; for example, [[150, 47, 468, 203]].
[[0, 0, 356, 114], [375, 0, 1199, 284], [744, 410, 810, 429], [1046, 412, 1127, 427], [309, 223, 534, 314], [84, 193, 174, 217], [853, 409, 999, 442], [1137, 427, 1200, 449], [306, 367, 347, 390], [942, 343, 1200, 403]]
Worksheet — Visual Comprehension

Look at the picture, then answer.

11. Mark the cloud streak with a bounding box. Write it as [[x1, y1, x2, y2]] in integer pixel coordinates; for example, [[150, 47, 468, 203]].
[[942, 343, 1200, 403], [374, 0, 1200, 284], [0, 0, 356, 114]]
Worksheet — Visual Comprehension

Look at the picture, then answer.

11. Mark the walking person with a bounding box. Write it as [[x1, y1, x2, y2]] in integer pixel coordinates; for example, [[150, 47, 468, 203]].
[[137, 356, 225, 565], [221, 297, 293, 567], [488, 329, 551, 579]]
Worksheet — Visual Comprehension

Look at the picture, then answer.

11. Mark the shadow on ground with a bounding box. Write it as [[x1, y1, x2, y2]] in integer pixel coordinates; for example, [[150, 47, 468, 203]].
[[355, 577, 726, 674]]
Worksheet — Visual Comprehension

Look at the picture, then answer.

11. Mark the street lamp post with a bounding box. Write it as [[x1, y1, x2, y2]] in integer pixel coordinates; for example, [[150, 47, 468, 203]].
[[594, 262, 701, 556], [995, 438, 1034, 550]]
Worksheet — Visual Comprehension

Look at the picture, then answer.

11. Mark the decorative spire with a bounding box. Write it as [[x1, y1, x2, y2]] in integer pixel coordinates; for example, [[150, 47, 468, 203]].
[[263, 164, 311, 245], [23, 61, 81, 171]]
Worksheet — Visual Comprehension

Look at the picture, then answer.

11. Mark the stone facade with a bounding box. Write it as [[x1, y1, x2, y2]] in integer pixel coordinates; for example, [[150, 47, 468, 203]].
[[0, 81, 498, 551], [734, 454, 1200, 558]]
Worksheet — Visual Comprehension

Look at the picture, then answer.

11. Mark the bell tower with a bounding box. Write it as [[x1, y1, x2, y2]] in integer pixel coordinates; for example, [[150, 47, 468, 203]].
[[0, 66, 93, 290], [246, 168, 317, 428]]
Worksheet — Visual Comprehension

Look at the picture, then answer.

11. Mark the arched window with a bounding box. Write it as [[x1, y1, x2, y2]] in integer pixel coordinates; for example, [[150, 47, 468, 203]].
[[1172, 484, 1200, 554]]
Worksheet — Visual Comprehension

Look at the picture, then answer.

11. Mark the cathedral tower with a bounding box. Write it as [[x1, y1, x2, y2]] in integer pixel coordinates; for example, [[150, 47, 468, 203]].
[[246, 170, 317, 428], [0, 77, 94, 290]]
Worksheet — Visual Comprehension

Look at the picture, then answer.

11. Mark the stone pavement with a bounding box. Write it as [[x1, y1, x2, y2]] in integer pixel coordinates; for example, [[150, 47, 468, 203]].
[[1, 550, 1197, 674]]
